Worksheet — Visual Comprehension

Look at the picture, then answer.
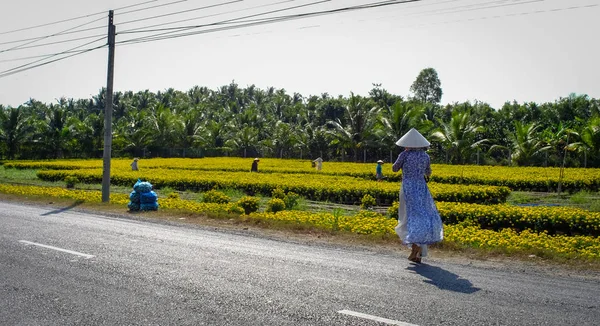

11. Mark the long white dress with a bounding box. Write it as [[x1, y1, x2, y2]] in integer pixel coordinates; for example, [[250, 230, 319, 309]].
[[392, 150, 444, 257]]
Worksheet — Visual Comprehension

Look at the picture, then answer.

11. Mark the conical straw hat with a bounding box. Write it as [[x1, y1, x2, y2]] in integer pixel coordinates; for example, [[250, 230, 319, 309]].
[[395, 128, 430, 147]]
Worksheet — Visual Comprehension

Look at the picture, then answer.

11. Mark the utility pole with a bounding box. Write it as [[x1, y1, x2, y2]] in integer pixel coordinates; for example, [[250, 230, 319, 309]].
[[102, 10, 116, 203]]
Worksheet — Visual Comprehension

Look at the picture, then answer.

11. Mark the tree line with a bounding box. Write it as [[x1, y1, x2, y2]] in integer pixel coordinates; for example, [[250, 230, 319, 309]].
[[1, 68, 599, 167]]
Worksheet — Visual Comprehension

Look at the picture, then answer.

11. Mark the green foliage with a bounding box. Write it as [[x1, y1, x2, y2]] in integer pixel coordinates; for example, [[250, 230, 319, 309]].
[[227, 204, 245, 215], [570, 191, 591, 204], [356, 210, 384, 219], [266, 198, 286, 213], [387, 201, 399, 219], [202, 189, 230, 204], [64, 176, 79, 187], [236, 196, 260, 214], [590, 201, 600, 212], [1, 82, 598, 168], [360, 194, 376, 209], [410, 67, 443, 104], [271, 187, 285, 199], [283, 191, 301, 210]]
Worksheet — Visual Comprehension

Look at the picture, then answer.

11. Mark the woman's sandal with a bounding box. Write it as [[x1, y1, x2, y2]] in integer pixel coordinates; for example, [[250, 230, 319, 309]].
[[408, 246, 422, 264], [408, 244, 421, 263]]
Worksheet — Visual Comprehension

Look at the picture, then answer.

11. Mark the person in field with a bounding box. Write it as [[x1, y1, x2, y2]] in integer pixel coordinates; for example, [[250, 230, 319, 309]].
[[251, 158, 259, 172], [376, 160, 384, 181], [131, 158, 139, 171], [313, 157, 323, 171], [392, 128, 443, 263]]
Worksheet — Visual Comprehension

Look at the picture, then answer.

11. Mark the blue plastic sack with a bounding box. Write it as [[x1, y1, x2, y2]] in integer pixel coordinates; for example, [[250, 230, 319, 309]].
[[134, 181, 153, 193], [129, 191, 141, 204], [128, 201, 140, 211], [140, 191, 158, 204], [140, 202, 159, 211]]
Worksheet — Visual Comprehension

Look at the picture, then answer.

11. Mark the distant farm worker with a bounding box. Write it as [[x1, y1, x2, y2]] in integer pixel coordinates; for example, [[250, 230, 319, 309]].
[[130, 158, 139, 171], [313, 157, 323, 171], [376, 160, 384, 181], [251, 158, 260, 172], [392, 128, 443, 264]]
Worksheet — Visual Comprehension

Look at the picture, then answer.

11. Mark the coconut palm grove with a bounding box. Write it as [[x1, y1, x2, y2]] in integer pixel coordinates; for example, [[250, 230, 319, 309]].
[[0, 68, 599, 167]]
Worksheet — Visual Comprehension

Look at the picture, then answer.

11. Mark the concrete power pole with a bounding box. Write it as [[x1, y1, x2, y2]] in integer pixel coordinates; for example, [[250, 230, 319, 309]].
[[102, 10, 116, 203]]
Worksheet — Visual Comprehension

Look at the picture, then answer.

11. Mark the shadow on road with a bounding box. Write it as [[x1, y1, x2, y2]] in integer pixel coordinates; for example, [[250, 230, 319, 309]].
[[41, 200, 84, 216], [407, 264, 480, 294]]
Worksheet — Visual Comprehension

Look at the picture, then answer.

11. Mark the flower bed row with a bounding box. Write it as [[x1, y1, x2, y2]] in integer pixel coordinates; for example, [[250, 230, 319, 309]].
[[387, 201, 600, 237], [36, 168, 510, 204], [0, 183, 597, 260], [6, 157, 600, 192]]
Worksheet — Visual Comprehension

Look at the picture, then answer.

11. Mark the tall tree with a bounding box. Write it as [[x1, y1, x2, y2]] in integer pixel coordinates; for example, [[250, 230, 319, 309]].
[[410, 68, 443, 104], [327, 93, 379, 161], [0, 107, 33, 159], [431, 110, 487, 164]]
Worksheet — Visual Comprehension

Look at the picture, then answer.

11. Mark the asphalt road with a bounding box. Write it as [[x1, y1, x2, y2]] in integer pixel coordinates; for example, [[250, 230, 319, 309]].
[[1, 200, 599, 326]]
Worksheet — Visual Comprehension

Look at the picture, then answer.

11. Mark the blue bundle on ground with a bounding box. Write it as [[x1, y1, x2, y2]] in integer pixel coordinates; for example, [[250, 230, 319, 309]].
[[134, 180, 153, 193], [140, 202, 159, 211], [128, 179, 158, 211], [140, 191, 158, 204]]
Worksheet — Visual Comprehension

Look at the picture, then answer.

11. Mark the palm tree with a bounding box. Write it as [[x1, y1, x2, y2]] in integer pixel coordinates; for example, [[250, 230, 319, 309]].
[[147, 104, 178, 155], [568, 117, 600, 167], [226, 126, 259, 158], [376, 100, 433, 161], [113, 110, 153, 157], [195, 120, 232, 156], [431, 110, 487, 164], [0, 107, 34, 159], [504, 121, 551, 166], [327, 93, 379, 161]]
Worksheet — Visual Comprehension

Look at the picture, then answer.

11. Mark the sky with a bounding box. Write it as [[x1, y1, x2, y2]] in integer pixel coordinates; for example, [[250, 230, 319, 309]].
[[0, 0, 598, 109]]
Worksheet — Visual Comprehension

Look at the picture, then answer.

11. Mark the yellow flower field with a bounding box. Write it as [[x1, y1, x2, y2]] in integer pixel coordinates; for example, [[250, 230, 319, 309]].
[[4, 157, 599, 191], [35, 168, 510, 204]]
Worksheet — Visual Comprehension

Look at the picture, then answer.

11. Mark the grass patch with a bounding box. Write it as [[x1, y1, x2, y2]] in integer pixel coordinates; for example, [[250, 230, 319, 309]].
[[570, 191, 592, 205]]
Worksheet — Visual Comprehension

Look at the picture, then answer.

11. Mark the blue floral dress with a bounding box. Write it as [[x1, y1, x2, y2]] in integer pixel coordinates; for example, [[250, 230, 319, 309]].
[[392, 150, 443, 249]]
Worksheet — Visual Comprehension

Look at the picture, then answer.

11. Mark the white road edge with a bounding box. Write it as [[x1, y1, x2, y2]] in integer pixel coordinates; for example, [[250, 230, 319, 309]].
[[19, 240, 95, 259], [338, 309, 419, 326]]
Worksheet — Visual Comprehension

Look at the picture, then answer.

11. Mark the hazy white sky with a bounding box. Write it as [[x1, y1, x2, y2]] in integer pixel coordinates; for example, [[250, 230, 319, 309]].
[[0, 0, 598, 109]]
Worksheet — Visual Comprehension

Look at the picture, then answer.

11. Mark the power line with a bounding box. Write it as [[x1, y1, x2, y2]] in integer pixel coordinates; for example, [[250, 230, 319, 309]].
[[118, 0, 296, 33], [0, 33, 106, 54], [116, 0, 195, 16], [395, 3, 600, 28], [215, 0, 541, 25], [0, 44, 106, 79], [0, 25, 107, 47], [0, 16, 106, 54], [0, 48, 107, 63], [117, 0, 333, 36], [0, 0, 245, 49], [0, 0, 159, 36], [116, 0, 418, 44], [116, 0, 244, 26], [365, 0, 591, 24], [0, 37, 107, 75]]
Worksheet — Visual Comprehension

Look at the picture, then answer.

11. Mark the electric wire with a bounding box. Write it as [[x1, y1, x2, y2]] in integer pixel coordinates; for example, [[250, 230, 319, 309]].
[[117, 0, 334, 37], [0, 44, 106, 79], [116, 0, 418, 44], [0, 36, 107, 75], [116, 0, 244, 26], [118, 0, 295, 33], [0, 16, 106, 54], [0, 0, 159, 36]]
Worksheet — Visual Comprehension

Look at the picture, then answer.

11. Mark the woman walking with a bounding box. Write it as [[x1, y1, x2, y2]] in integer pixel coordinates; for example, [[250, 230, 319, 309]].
[[392, 128, 443, 263]]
